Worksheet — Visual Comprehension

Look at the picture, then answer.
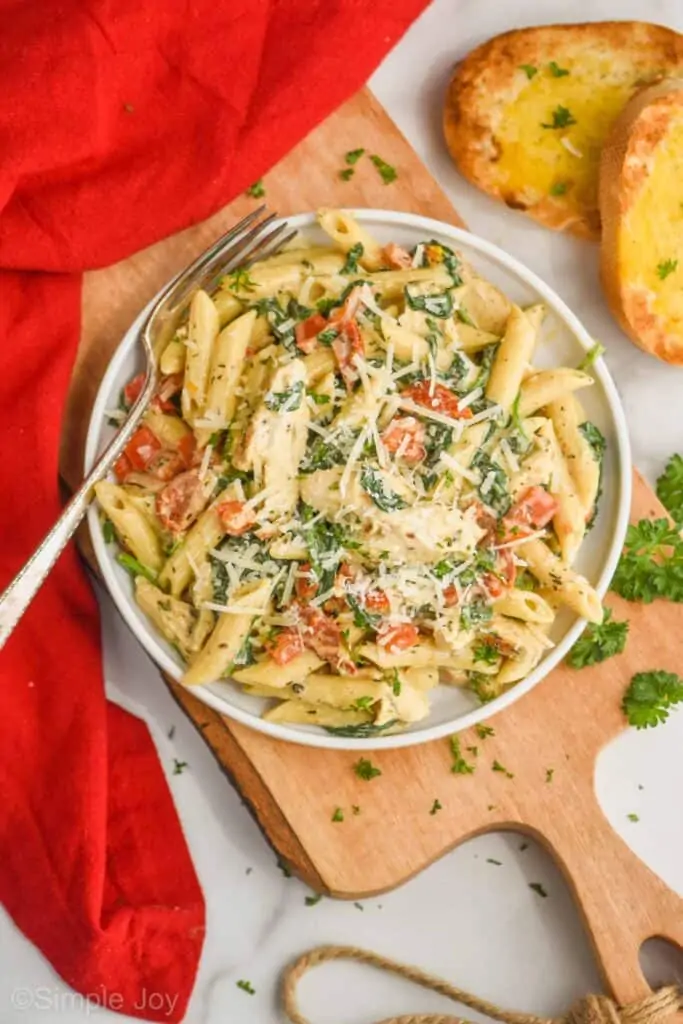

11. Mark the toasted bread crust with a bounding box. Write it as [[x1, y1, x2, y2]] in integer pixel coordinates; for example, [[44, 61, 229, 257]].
[[600, 79, 683, 364], [444, 22, 683, 240]]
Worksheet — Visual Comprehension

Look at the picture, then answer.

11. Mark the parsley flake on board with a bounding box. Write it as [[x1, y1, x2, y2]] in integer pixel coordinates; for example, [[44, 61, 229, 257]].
[[236, 980, 256, 995], [245, 179, 265, 198], [353, 758, 382, 781], [657, 258, 678, 280], [546, 768, 555, 783], [430, 799, 443, 815], [449, 736, 476, 775], [622, 671, 683, 729], [345, 148, 365, 165], [519, 64, 538, 79], [656, 454, 683, 522], [370, 154, 397, 184], [492, 759, 514, 779], [332, 807, 345, 822], [475, 724, 495, 740], [339, 167, 354, 181], [611, 518, 683, 603], [566, 609, 629, 669], [541, 105, 576, 129]]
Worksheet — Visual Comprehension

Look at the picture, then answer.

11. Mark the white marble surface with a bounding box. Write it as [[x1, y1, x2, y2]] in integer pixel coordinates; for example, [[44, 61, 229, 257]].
[[2, 1, 683, 1020]]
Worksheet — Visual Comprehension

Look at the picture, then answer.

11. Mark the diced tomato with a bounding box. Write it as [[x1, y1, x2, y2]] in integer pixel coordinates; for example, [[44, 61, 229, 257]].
[[365, 589, 390, 615], [295, 562, 319, 601], [178, 433, 197, 468], [124, 425, 162, 471], [402, 381, 473, 420], [114, 452, 133, 482], [472, 500, 498, 538], [382, 243, 412, 269], [124, 372, 146, 408], [381, 416, 426, 463], [299, 606, 343, 662], [152, 373, 183, 413], [378, 623, 419, 652], [482, 573, 505, 599], [267, 629, 304, 666], [332, 319, 365, 389], [146, 450, 185, 482], [482, 549, 516, 598], [156, 469, 207, 534], [216, 500, 256, 536], [295, 313, 327, 354], [500, 486, 558, 543], [442, 584, 459, 608], [329, 286, 362, 325], [482, 632, 517, 658]]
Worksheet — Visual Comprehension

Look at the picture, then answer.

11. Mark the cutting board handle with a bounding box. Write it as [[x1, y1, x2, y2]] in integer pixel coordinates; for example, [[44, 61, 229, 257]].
[[528, 776, 683, 1004]]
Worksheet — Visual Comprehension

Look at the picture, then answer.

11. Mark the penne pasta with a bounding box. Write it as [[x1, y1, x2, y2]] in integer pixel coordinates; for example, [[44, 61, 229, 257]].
[[486, 303, 544, 412], [517, 368, 593, 418], [523, 538, 603, 623]]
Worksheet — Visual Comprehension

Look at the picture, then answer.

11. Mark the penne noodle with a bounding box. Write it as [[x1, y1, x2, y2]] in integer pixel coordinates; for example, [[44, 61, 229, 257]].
[[486, 303, 544, 412], [517, 368, 593, 418]]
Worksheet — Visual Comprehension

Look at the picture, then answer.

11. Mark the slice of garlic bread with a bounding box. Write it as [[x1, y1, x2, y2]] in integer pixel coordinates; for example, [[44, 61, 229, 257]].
[[600, 79, 683, 364], [444, 22, 683, 239]]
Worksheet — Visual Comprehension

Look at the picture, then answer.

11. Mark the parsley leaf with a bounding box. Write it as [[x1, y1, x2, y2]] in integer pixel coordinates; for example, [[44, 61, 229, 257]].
[[449, 736, 476, 775], [245, 179, 265, 198], [622, 670, 683, 729], [548, 61, 569, 77], [430, 799, 442, 815], [473, 639, 500, 665], [305, 893, 322, 906], [611, 518, 683, 603], [627, 812, 640, 822], [657, 258, 678, 280], [519, 64, 538, 79], [370, 154, 397, 184], [353, 758, 382, 781], [225, 267, 257, 293], [341, 242, 364, 274], [339, 167, 354, 181], [460, 600, 493, 631], [566, 609, 629, 669], [492, 759, 514, 779], [541, 105, 576, 129], [236, 980, 256, 995], [332, 807, 344, 822], [546, 768, 555, 783], [656, 454, 683, 522], [360, 466, 408, 512], [475, 724, 495, 739], [345, 148, 365, 165], [172, 759, 188, 775]]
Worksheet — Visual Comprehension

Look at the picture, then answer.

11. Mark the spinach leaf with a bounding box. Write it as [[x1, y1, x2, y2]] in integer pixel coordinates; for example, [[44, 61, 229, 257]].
[[405, 286, 454, 318], [471, 450, 510, 516], [579, 421, 606, 527], [265, 380, 304, 412], [360, 467, 408, 512], [460, 600, 494, 630], [324, 720, 399, 738], [341, 243, 364, 275]]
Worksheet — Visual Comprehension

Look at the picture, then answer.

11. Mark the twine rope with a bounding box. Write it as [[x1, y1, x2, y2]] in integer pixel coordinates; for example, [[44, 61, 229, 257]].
[[281, 945, 682, 1024]]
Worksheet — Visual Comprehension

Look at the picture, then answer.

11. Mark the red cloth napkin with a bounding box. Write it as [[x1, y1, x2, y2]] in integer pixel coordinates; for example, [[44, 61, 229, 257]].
[[0, 0, 429, 1019]]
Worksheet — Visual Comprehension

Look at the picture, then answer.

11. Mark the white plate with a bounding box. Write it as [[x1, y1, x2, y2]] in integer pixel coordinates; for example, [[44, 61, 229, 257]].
[[86, 209, 632, 750]]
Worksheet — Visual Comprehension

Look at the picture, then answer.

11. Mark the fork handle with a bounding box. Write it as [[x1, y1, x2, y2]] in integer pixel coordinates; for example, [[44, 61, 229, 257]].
[[0, 375, 155, 652]]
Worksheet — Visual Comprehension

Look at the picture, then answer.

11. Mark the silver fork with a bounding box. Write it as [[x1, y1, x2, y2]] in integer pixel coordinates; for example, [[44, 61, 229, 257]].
[[0, 206, 293, 651]]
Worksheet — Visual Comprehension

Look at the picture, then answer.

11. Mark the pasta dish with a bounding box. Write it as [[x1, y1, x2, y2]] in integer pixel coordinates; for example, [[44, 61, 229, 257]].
[[95, 210, 605, 737]]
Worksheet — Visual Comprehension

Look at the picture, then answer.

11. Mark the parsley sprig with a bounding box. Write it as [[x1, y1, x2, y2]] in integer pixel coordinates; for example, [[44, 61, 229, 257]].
[[656, 454, 683, 522], [353, 758, 382, 781], [449, 736, 475, 775], [623, 671, 683, 729], [611, 518, 683, 603], [541, 105, 576, 129], [566, 609, 629, 669]]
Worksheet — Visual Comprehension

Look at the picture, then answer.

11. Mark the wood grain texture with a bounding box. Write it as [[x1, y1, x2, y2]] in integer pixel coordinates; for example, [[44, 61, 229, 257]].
[[63, 87, 682, 1008]]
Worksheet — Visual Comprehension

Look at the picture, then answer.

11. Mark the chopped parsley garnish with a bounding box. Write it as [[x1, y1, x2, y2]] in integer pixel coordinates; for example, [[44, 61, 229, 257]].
[[404, 285, 454, 318], [548, 61, 569, 77], [317, 327, 338, 346], [430, 799, 443, 815], [245, 179, 265, 198], [622, 670, 683, 729], [529, 882, 548, 898], [370, 154, 397, 184], [519, 64, 538, 79], [627, 813, 640, 823], [550, 181, 568, 197], [265, 379, 304, 412], [352, 695, 375, 711], [473, 640, 500, 665], [305, 893, 322, 906], [566, 609, 629, 669], [487, 858, 502, 866], [102, 518, 116, 544], [352, 805, 361, 815], [460, 600, 493, 631], [339, 168, 354, 181], [172, 759, 188, 775], [331, 807, 344, 822], [577, 341, 606, 372], [360, 466, 408, 512], [449, 736, 476, 775], [117, 553, 157, 584], [656, 453, 683, 522], [657, 258, 678, 280], [541, 105, 576, 129], [341, 242, 364, 274], [475, 724, 495, 739], [225, 267, 257, 293], [611, 518, 683, 603], [236, 980, 256, 995], [354, 758, 382, 781], [492, 759, 514, 779], [468, 672, 498, 704], [345, 148, 365, 165], [545, 768, 555, 783]]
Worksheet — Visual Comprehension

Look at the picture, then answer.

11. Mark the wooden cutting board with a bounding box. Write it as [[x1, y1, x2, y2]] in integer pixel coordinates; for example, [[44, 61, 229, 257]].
[[62, 88, 683, 1009]]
